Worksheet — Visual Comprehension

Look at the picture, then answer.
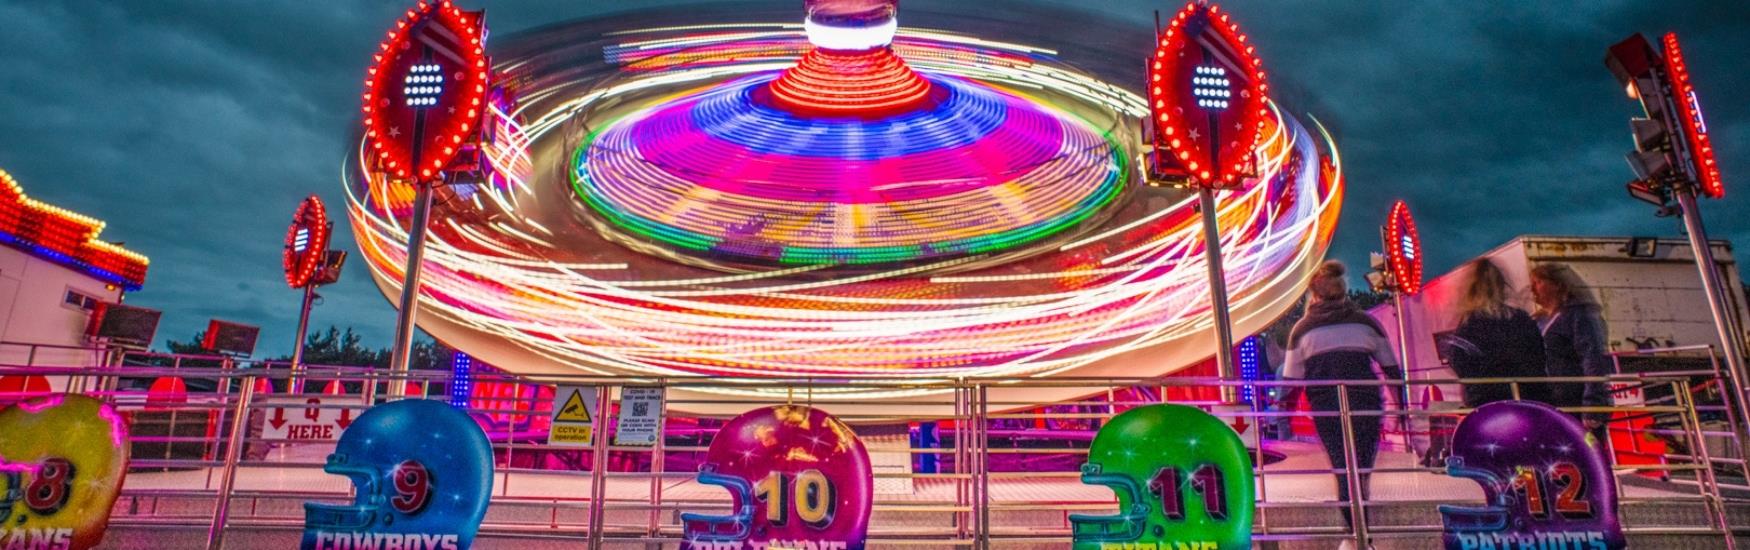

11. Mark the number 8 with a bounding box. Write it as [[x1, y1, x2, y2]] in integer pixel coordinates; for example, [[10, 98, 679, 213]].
[[25, 458, 74, 515]]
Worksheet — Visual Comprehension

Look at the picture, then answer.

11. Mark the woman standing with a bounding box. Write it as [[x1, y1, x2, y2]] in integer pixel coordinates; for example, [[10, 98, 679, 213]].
[[1530, 263, 1614, 434], [1284, 261, 1404, 542], [1445, 258, 1549, 406]]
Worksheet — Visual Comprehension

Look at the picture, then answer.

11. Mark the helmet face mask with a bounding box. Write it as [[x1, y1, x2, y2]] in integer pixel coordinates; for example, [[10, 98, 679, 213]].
[[686, 468, 756, 542], [682, 405, 873, 550], [302, 399, 493, 550], [1438, 401, 1625, 550], [1072, 464, 1149, 542], [1071, 404, 1254, 550], [0, 395, 130, 550]]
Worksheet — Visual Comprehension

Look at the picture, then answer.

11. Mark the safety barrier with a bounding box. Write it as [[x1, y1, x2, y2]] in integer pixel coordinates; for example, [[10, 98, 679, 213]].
[[0, 356, 1745, 549]]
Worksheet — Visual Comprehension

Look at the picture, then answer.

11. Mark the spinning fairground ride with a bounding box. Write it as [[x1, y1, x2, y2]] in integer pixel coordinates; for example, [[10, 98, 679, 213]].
[[345, 0, 1344, 415]]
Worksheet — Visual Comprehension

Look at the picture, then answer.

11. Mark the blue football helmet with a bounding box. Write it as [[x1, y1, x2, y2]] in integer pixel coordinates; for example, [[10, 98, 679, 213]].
[[302, 399, 495, 550]]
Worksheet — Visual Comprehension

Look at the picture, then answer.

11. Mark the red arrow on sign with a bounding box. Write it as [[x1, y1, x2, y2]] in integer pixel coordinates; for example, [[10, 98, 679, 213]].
[[1230, 416, 1250, 434], [270, 407, 287, 430]]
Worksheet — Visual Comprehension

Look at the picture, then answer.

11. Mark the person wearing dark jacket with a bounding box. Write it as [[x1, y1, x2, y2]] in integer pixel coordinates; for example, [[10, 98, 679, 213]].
[[1530, 263, 1614, 436], [1444, 258, 1549, 407], [1284, 261, 1405, 541]]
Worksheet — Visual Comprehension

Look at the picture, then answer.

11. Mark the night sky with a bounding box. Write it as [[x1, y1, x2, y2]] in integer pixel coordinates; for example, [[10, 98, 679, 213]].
[[1, 1, 1745, 357]]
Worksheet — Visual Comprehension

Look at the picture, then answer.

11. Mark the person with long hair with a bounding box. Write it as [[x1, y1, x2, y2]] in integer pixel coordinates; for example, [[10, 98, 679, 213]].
[[1530, 263, 1614, 434], [1445, 259, 1549, 406], [1284, 260, 1404, 545]]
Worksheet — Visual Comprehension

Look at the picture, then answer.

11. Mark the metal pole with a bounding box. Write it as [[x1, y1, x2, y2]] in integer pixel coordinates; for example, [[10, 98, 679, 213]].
[[1676, 189, 1750, 461], [1335, 385, 1369, 548], [1390, 292, 1414, 441], [1199, 188, 1239, 402], [288, 284, 316, 395], [388, 182, 437, 397], [977, 383, 990, 550], [588, 385, 612, 549], [1674, 379, 1737, 549], [207, 375, 258, 550], [647, 382, 667, 538]]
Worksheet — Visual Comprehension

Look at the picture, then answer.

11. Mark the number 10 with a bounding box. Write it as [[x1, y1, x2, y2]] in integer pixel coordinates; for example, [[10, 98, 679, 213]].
[[754, 470, 836, 528]]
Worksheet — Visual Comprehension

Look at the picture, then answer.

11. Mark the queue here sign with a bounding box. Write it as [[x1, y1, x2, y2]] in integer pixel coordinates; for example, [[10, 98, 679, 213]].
[[261, 396, 366, 442]]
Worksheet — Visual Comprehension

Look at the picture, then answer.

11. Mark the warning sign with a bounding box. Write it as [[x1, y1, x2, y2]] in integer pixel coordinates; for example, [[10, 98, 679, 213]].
[[548, 386, 598, 447], [556, 390, 593, 422]]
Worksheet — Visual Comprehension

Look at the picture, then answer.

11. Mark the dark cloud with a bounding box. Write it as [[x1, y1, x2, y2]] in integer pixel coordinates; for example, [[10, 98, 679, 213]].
[[1, 1, 1744, 356]]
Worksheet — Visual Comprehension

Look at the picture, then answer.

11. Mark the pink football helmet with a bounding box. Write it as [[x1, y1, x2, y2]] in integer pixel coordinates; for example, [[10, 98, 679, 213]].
[[682, 405, 873, 550]]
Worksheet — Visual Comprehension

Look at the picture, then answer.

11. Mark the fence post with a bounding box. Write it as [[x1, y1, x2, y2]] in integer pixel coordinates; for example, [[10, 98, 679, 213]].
[[1336, 385, 1369, 548], [1675, 379, 1737, 549], [977, 383, 990, 550], [206, 374, 258, 550], [588, 384, 613, 549]]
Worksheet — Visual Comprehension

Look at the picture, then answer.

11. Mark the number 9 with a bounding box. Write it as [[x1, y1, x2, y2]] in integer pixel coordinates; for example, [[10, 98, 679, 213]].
[[390, 460, 433, 515]]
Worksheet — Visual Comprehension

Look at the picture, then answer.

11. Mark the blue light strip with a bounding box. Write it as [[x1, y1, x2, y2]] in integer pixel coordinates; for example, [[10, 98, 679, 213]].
[[449, 351, 473, 408], [1236, 335, 1261, 405], [0, 232, 141, 291]]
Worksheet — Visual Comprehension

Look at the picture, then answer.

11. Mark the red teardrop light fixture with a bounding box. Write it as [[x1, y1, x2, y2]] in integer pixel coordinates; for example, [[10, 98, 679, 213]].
[[361, 1, 490, 182], [1384, 200, 1423, 296], [284, 196, 331, 289], [1147, 2, 1271, 188]]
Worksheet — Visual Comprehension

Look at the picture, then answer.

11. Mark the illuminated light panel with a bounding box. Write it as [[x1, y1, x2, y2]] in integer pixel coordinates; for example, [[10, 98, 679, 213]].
[[450, 351, 473, 408], [576, 75, 1123, 266], [1384, 200, 1422, 296], [342, 23, 1345, 401], [0, 168, 148, 290], [805, 17, 898, 50], [1237, 335, 1261, 404], [403, 63, 445, 108], [1661, 33, 1723, 199]]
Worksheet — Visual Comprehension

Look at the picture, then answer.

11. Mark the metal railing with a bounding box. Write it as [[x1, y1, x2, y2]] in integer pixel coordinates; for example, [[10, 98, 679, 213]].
[[1, 359, 1745, 549]]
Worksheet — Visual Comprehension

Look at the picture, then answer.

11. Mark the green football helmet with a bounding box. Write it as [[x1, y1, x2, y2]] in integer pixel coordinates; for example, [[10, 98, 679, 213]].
[[1071, 404, 1255, 550]]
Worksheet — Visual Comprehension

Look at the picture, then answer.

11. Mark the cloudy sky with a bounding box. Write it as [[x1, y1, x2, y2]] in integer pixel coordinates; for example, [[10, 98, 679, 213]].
[[1, 1, 1745, 357]]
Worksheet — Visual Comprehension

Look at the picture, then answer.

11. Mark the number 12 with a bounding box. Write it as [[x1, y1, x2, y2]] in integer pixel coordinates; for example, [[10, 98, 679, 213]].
[[1510, 462, 1592, 519]]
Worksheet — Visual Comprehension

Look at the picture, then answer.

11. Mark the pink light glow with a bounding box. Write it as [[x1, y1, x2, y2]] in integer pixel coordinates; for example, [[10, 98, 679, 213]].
[[16, 394, 65, 413]]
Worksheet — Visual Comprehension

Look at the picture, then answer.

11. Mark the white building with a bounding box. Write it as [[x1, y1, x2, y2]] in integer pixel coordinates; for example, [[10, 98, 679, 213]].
[[0, 169, 149, 379]]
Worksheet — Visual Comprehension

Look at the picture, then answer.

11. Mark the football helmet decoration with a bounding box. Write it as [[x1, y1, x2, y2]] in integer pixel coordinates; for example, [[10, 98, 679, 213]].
[[1439, 401, 1624, 550], [1071, 404, 1254, 550], [0, 395, 130, 550], [682, 405, 873, 550], [302, 399, 495, 550]]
